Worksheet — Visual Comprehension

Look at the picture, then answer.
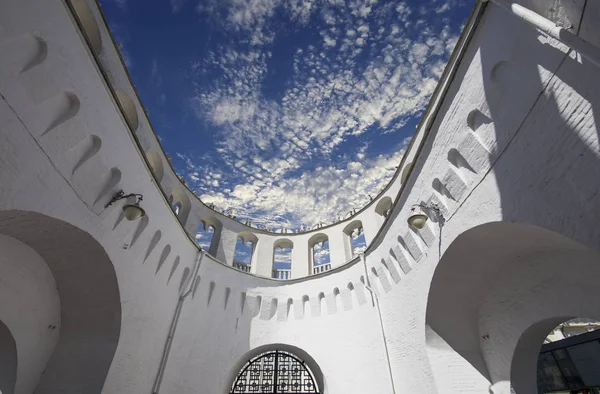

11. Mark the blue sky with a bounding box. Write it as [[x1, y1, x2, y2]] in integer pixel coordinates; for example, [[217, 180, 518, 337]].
[[99, 0, 473, 234]]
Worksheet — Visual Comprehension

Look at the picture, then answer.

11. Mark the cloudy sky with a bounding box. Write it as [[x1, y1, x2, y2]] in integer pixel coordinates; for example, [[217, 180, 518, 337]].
[[99, 0, 472, 233]]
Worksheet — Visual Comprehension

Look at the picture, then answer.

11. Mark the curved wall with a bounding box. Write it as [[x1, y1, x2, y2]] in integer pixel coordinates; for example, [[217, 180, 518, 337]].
[[0, 1, 198, 390], [1, 0, 600, 392], [159, 253, 391, 393], [74, 0, 418, 279], [365, 1, 600, 393], [0, 234, 60, 393]]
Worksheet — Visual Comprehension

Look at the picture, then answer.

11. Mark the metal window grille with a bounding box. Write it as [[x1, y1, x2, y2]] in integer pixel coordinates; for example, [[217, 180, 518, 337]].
[[230, 350, 320, 393]]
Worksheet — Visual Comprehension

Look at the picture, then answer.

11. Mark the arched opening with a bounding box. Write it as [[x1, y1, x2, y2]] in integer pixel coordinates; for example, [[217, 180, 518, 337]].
[[545, 318, 600, 344], [308, 233, 330, 275], [351, 229, 366, 257], [196, 224, 215, 252], [302, 295, 310, 317], [114, 89, 139, 131], [67, 0, 102, 55], [197, 216, 222, 257], [537, 318, 600, 393], [400, 162, 413, 184], [342, 220, 366, 260], [233, 232, 258, 273], [318, 292, 326, 315], [169, 189, 191, 225], [146, 150, 164, 183], [0, 320, 17, 394], [0, 210, 121, 392], [374, 196, 393, 218], [426, 222, 600, 394], [273, 239, 293, 280], [226, 344, 324, 394]]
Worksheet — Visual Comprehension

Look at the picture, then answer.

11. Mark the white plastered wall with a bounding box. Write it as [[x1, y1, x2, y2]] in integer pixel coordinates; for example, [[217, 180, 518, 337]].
[[0, 0, 197, 390], [1, 0, 600, 392], [159, 254, 392, 394], [0, 235, 60, 394]]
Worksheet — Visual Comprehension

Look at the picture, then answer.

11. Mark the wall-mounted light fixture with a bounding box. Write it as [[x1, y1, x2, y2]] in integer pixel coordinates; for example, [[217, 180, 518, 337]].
[[105, 190, 145, 221], [408, 203, 444, 230]]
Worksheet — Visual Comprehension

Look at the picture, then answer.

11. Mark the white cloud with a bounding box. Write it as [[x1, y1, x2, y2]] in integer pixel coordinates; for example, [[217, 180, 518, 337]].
[[186, 138, 410, 229], [175, 0, 465, 230], [436, 3, 451, 14]]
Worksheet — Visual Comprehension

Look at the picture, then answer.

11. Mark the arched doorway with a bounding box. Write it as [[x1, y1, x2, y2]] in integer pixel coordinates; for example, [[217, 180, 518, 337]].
[[227, 345, 324, 394], [425, 222, 600, 394], [536, 318, 600, 393], [0, 210, 121, 392]]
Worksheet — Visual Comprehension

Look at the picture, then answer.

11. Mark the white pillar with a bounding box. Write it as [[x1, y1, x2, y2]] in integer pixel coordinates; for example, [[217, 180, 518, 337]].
[[249, 242, 259, 272], [291, 243, 310, 279], [328, 230, 348, 268], [183, 212, 201, 240], [361, 214, 381, 246], [214, 226, 238, 265], [253, 237, 275, 278]]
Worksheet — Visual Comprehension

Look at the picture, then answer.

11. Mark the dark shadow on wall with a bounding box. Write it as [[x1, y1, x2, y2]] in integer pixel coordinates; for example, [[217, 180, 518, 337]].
[[0, 210, 121, 392], [426, 1, 600, 391], [156, 255, 334, 394], [478, 1, 600, 251], [0, 321, 17, 394], [426, 222, 600, 393]]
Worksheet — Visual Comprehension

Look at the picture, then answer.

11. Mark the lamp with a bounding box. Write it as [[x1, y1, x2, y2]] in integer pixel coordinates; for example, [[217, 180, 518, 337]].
[[105, 190, 145, 221], [407, 203, 444, 230]]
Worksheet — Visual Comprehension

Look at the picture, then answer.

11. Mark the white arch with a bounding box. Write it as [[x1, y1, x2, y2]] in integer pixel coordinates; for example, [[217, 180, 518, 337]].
[[68, 0, 102, 55], [170, 189, 191, 225], [374, 196, 393, 217], [146, 150, 164, 183], [426, 222, 600, 393], [0, 210, 121, 392], [272, 239, 293, 279], [308, 232, 329, 274], [199, 215, 223, 257], [114, 89, 139, 131], [342, 220, 363, 259], [233, 231, 258, 271], [400, 162, 413, 184], [224, 344, 326, 394]]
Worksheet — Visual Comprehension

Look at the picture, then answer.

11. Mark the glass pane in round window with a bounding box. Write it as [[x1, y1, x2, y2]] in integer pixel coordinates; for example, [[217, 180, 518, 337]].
[[230, 350, 320, 393]]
